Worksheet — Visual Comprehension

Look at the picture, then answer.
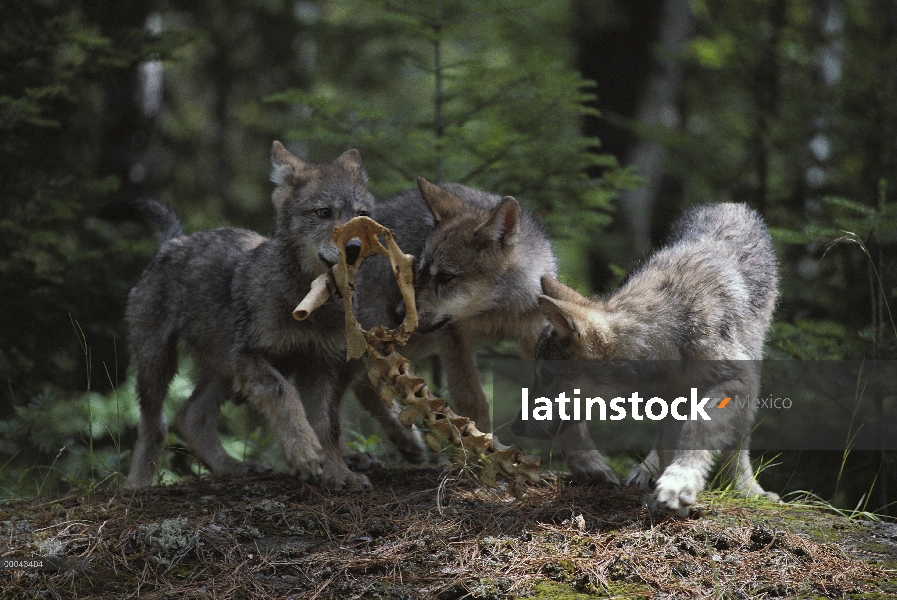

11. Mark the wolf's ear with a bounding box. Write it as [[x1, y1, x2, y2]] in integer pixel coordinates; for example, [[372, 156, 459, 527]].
[[271, 141, 318, 187], [335, 148, 367, 183], [478, 196, 519, 248], [540, 276, 587, 304], [538, 296, 578, 337], [418, 177, 463, 223]]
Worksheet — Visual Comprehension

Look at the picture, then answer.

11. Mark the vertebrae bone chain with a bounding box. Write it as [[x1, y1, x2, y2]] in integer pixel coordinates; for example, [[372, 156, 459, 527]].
[[293, 216, 541, 491]]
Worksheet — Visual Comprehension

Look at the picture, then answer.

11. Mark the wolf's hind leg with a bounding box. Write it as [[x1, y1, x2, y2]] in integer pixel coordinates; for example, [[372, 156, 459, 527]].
[[175, 375, 270, 477], [714, 363, 778, 500], [719, 448, 779, 501], [126, 337, 177, 489]]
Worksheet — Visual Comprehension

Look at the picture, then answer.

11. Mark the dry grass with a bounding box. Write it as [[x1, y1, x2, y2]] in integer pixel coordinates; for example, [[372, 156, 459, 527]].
[[1, 467, 894, 599]]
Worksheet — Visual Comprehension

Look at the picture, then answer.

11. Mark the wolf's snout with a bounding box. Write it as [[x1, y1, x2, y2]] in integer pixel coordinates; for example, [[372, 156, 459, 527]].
[[345, 238, 361, 265]]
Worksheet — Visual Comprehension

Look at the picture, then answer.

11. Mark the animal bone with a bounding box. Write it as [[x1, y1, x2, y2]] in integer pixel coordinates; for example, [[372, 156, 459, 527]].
[[292, 271, 336, 321], [294, 216, 541, 491]]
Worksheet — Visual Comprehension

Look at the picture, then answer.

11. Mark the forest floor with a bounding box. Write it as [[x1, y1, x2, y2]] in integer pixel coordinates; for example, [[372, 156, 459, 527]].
[[1, 466, 896, 599]]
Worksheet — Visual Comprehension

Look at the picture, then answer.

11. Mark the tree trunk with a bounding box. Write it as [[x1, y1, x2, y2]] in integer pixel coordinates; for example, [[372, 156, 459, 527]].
[[616, 0, 693, 255]]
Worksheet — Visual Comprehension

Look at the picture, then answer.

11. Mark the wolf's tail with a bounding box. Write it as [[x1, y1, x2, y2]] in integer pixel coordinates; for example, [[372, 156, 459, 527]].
[[666, 203, 772, 253], [99, 197, 183, 248]]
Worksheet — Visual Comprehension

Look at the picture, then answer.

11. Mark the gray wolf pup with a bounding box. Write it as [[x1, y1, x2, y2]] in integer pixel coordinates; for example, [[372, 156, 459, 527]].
[[532, 203, 779, 513], [123, 141, 373, 490], [347, 178, 617, 483]]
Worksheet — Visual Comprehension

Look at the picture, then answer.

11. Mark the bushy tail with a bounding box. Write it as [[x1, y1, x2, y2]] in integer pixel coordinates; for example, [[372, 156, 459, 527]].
[[99, 197, 183, 248], [669, 202, 779, 322]]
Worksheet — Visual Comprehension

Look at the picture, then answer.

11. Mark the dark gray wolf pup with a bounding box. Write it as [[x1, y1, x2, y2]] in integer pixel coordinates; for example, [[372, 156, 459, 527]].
[[346, 179, 617, 483], [532, 203, 780, 513], [123, 142, 373, 490]]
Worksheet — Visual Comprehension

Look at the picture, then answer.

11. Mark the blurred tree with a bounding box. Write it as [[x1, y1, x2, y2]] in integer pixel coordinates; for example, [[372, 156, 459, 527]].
[[0, 0, 317, 490], [152, 0, 315, 234], [267, 0, 638, 287], [0, 0, 185, 415], [643, 0, 896, 514], [613, 0, 693, 257], [654, 0, 896, 360]]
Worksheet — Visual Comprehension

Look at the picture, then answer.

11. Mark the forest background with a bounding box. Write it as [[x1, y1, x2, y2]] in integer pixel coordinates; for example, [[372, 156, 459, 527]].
[[1, 0, 894, 517]]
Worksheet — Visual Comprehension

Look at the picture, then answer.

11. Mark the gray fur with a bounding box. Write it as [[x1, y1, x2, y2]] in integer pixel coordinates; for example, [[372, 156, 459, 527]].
[[344, 179, 614, 480], [535, 203, 780, 513], [124, 142, 374, 490]]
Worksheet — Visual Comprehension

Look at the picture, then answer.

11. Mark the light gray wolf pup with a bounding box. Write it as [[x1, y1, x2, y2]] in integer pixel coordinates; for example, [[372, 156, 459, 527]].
[[346, 178, 618, 483], [122, 141, 373, 490], [532, 203, 780, 513]]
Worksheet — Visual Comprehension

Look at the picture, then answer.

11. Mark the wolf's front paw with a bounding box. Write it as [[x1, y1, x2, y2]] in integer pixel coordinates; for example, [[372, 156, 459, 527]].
[[343, 450, 381, 472], [651, 465, 704, 516], [565, 450, 620, 485], [283, 439, 325, 483], [210, 458, 273, 479], [239, 461, 272, 475], [321, 463, 371, 491]]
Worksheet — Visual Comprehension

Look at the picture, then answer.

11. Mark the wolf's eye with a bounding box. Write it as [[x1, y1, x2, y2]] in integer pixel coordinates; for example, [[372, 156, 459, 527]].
[[316, 208, 332, 219], [435, 272, 456, 287]]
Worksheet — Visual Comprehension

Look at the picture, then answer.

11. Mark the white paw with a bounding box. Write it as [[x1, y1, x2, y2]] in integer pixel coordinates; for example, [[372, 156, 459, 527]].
[[760, 490, 781, 503], [651, 465, 704, 515]]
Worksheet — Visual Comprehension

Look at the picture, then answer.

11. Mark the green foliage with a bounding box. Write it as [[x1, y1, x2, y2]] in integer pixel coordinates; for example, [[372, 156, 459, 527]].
[[150, 0, 314, 233], [346, 431, 382, 455], [0, 387, 135, 496], [0, 1, 188, 415], [772, 188, 896, 358], [652, 0, 897, 360], [268, 0, 634, 242], [783, 490, 883, 522], [0, 361, 292, 497], [767, 320, 864, 360]]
